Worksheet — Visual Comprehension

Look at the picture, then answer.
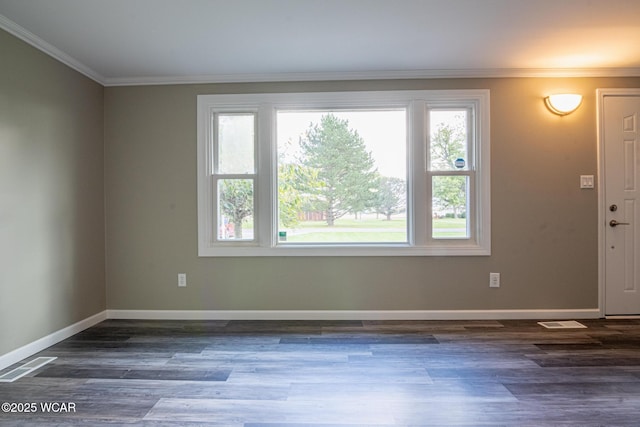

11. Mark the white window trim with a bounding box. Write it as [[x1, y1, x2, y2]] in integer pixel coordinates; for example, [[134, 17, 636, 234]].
[[197, 90, 490, 257]]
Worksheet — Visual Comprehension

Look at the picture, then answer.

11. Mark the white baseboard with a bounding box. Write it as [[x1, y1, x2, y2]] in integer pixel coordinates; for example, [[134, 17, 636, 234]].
[[605, 315, 640, 319], [106, 308, 601, 321], [0, 311, 107, 371], [1, 308, 601, 371]]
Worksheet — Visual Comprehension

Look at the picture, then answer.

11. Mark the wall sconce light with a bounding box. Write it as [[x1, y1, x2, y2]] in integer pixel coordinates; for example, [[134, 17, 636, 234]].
[[544, 94, 583, 116]]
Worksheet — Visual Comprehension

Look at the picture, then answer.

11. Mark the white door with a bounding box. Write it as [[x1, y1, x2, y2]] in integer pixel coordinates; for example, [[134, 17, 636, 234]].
[[603, 95, 640, 315]]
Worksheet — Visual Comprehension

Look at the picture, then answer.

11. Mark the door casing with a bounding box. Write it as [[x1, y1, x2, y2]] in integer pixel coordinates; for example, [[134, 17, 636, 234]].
[[597, 88, 640, 317]]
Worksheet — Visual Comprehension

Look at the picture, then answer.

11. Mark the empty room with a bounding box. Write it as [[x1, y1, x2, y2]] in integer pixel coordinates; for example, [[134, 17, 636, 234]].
[[2, 0, 640, 425]]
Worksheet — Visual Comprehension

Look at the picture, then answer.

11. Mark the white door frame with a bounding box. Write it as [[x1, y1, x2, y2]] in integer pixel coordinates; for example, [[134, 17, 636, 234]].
[[597, 88, 640, 317]]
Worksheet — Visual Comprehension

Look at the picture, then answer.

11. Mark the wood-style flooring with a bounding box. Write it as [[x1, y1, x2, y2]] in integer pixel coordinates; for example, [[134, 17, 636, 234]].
[[2, 318, 640, 426]]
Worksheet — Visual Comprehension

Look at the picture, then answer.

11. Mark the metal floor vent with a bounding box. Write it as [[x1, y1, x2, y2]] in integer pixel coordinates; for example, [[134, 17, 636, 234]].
[[0, 357, 56, 383], [538, 320, 587, 329]]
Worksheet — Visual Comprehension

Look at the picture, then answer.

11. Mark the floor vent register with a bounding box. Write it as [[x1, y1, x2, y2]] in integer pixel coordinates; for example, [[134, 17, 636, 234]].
[[0, 357, 56, 383]]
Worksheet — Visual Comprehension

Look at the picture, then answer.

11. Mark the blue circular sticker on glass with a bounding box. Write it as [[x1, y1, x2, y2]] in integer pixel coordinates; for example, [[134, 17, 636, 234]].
[[454, 158, 466, 169]]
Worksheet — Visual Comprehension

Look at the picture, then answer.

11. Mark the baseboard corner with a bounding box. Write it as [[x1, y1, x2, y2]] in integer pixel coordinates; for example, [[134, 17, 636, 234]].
[[0, 310, 107, 371]]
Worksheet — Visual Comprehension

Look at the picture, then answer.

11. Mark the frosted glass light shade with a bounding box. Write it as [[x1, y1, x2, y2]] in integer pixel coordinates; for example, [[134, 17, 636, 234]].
[[544, 94, 583, 116]]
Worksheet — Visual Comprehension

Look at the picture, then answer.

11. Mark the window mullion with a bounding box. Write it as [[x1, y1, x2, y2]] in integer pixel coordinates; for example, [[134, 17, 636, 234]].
[[411, 100, 429, 246], [256, 104, 274, 247]]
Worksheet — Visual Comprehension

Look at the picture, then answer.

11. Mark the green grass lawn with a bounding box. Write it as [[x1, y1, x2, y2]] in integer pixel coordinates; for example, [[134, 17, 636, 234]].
[[432, 218, 467, 229], [298, 217, 407, 229], [286, 231, 407, 243], [280, 216, 467, 242]]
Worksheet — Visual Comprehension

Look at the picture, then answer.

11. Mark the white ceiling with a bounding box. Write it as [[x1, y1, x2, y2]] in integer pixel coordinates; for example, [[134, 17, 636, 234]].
[[1, 0, 640, 86]]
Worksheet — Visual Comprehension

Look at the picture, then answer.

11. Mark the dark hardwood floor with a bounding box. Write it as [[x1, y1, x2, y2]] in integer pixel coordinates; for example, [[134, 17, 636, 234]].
[[2, 318, 640, 426]]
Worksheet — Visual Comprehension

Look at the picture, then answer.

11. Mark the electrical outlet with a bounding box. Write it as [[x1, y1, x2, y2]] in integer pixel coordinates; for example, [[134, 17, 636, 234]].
[[489, 272, 500, 288], [178, 273, 187, 287]]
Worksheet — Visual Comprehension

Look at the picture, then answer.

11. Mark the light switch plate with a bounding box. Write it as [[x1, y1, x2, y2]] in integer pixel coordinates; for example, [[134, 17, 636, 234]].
[[580, 175, 594, 189], [178, 273, 187, 287]]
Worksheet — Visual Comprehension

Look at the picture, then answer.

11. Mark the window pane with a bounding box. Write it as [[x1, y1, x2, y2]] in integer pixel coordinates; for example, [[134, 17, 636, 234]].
[[276, 110, 407, 243], [429, 110, 468, 171], [217, 179, 254, 241], [217, 114, 254, 174], [432, 175, 469, 239]]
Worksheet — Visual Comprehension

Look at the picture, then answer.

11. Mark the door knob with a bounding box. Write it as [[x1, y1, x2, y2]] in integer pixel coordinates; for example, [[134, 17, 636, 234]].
[[610, 219, 630, 227]]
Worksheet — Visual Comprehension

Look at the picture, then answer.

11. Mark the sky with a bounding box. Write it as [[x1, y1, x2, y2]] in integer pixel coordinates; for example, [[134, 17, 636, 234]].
[[276, 109, 466, 178], [276, 109, 407, 178]]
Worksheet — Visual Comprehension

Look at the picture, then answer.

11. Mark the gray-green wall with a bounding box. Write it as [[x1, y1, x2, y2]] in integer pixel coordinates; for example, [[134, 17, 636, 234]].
[[0, 29, 105, 356], [3, 23, 640, 361], [104, 77, 637, 312]]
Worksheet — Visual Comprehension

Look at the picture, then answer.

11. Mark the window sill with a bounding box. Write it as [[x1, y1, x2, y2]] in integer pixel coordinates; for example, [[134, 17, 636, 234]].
[[198, 243, 490, 257]]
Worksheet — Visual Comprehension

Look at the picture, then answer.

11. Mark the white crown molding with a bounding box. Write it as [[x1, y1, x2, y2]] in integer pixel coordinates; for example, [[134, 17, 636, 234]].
[[2, 13, 640, 88], [103, 67, 640, 87], [0, 13, 105, 85]]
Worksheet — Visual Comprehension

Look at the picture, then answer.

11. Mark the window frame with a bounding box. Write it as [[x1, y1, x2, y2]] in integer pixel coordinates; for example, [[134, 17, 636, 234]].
[[427, 106, 475, 241], [212, 112, 258, 244], [197, 90, 490, 257]]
